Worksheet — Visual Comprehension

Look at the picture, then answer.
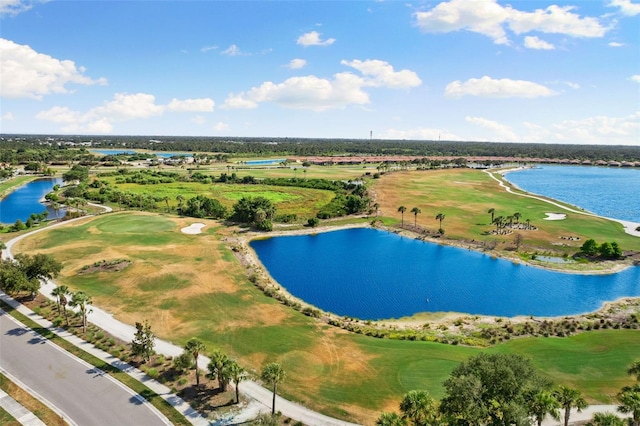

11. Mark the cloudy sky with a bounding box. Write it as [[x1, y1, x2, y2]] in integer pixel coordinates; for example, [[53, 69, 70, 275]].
[[1, 0, 639, 145]]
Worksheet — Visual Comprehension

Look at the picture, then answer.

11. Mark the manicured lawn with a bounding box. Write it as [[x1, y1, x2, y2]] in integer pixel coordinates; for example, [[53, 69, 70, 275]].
[[15, 210, 640, 424], [104, 179, 335, 218], [373, 169, 640, 253]]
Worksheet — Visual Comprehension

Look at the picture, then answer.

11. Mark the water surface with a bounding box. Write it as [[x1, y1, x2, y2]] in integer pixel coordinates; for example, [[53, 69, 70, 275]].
[[504, 165, 640, 222], [251, 228, 640, 320], [0, 178, 64, 224]]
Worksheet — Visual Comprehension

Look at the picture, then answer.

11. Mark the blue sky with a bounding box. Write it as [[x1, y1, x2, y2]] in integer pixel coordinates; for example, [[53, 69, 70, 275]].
[[1, 0, 638, 145]]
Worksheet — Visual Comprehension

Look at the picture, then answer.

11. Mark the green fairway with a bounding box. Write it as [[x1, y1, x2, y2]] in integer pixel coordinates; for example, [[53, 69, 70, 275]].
[[374, 168, 640, 254], [104, 179, 335, 218], [14, 210, 640, 424]]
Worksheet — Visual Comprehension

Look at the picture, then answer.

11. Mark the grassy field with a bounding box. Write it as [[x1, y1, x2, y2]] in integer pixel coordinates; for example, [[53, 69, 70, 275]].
[[103, 178, 335, 218], [373, 168, 640, 254], [14, 203, 639, 424]]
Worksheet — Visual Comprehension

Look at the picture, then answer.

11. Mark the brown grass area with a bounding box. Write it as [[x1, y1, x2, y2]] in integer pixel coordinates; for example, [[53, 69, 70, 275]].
[[0, 375, 66, 426]]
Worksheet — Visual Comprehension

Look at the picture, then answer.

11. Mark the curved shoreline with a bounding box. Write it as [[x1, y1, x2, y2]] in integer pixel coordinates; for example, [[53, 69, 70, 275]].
[[234, 222, 639, 326], [498, 167, 640, 237]]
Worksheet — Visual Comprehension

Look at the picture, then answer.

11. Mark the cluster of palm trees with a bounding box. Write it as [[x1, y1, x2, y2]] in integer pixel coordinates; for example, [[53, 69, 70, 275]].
[[398, 206, 446, 234], [487, 208, 533, 234], [180, 338, 286, 414], [51, 285, 93, 333]]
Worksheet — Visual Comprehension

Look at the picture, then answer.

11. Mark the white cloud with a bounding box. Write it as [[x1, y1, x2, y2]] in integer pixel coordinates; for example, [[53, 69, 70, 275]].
[[287, 58, 307, 69], [608, 41, 624, 47], [524, 36, 554, 50], [0, 0, 35, 16], [414, 0, 511, 45], [445, 76, 557, 98], [92, 93, 164, 120], [466, 116, 518, 141], [0, 111, 15, 121], [224, 73, 369, 111], [526, 112, 640, 145], [414, 0, 608, 45], [508, 5, 607, 38], [379, 127, 462, 141], [297, 31, 336, 47], [0, 38, 107, 99], [213, 122, 229, 131], [223, 59, 421, 111], [222, 44, 244, 56], [35, 92, 214, 133], [630, 75, 640, 83], [201, 45, 218, 53], [609, 0, 640, 16], [341, 59, 422, 88], [167, 98, 215, 112]]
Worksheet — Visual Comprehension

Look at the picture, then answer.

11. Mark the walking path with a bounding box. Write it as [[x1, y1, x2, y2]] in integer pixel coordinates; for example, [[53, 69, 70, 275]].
[[2, 216, 360, 426], [3, 207, 629, 426], [0, 388, 46, 426], [485, 168, 640, 237]]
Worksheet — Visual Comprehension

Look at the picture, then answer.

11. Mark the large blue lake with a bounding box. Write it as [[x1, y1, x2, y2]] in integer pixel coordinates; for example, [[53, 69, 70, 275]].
[[0, 178, 64, 224], [251, 227, 640, 319], [504, 165, 640, 222]]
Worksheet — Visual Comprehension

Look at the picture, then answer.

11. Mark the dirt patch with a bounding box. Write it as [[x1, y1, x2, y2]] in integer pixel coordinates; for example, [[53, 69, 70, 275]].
[[78, 259, 131, 274]]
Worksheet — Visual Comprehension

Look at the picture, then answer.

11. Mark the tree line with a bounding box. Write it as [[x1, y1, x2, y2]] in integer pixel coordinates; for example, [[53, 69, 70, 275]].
[[3, 135, 640, 162]]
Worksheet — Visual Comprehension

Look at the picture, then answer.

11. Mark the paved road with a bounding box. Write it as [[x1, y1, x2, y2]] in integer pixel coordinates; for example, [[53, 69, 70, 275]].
[[0, 308, 171, 426]]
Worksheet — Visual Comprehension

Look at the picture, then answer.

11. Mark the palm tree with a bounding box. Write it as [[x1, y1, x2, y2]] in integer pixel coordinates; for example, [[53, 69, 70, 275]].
[[51, 285, 70, 320], [176, 194, 185, 214], [528, 390, 560, 426], [376, 412, 406, 426], [184, 338, 206, 386], [69, 291, 92, 333], [373, 202, 380, 217], [399, 390, 437, 425], [228, 361, 246, 404], [398, 206, 407, 227], [162, 196, 170, 213], [588, 412, 626, 426], [261, 362, 286, 415], [513, 212, 522, 224], [555, 385, 588, 426], [617, 384, 640, 426], [628, 361, 640, 381], [488, 208, 496, 224], [493, 216, 504, 233], [207, 349, 231, 391], [411, 207, 421, 227], [435, 213, 445, 232]]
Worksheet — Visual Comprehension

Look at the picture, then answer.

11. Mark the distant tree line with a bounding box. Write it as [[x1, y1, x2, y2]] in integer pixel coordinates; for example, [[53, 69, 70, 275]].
[[2, 135, 640, 162]]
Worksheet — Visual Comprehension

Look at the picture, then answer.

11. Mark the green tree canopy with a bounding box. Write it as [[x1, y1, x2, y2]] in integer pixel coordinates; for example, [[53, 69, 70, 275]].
[[440, 353, 550, 426]]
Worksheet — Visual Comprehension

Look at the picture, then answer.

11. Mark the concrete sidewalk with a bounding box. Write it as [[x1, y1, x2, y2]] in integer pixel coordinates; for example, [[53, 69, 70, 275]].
[[0, 293, 210, 426], [0, 388, 46, 426]]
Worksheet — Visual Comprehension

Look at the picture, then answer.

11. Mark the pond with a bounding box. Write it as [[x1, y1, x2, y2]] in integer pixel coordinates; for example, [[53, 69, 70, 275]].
[[244, 159, 285, 165], [0, 178, 65, 224], [250, 228, 640, 320]]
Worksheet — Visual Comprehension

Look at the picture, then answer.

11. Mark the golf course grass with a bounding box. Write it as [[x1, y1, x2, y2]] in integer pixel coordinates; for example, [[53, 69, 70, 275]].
[[13, 180, 639, 425]]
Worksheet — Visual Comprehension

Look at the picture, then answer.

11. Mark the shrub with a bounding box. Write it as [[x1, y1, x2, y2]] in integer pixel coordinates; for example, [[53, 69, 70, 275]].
[[146, 368, 159, 379]]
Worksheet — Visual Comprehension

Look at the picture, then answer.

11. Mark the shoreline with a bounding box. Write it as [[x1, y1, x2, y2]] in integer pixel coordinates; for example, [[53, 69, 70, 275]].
[[500, 166, 640, 237], [233, 221, 638, 329]]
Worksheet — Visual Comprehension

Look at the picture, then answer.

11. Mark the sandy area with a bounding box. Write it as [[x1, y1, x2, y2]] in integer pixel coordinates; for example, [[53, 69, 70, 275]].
[[543, 212, 567, 220], [181, 223, 205, 234]]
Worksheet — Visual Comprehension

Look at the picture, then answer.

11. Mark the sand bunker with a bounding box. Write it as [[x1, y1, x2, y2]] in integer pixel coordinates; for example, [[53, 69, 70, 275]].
[[544, 213, 567, 221], [181, 223, 206, 234]]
